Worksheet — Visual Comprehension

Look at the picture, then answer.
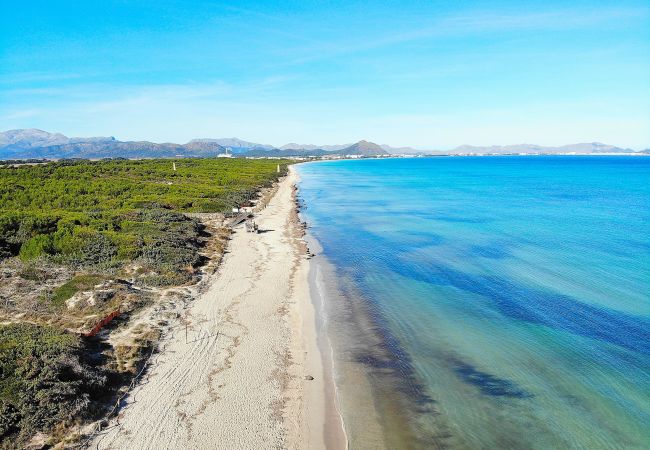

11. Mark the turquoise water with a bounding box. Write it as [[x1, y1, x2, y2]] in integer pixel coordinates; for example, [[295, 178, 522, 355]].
[[296, 157, 650, 449]]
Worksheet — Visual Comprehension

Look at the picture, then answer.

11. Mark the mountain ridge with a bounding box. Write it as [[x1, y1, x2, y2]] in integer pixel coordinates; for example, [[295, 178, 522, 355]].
[[447, 142, 634, 155], [338, 140, 389, 156], [279, 142, 418, 153], [0, 129, 644, 159], [0, 129, 226, 159], [187, 137, 275, 153]]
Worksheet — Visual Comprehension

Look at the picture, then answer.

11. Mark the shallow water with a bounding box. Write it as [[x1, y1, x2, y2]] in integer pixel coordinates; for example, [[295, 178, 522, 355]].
[[296, 156, 650, 449]]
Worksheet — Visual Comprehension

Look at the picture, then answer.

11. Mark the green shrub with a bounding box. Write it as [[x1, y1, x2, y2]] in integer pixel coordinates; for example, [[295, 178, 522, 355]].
[[50, 274, 106, 307], [0, 324, 108, 443], [0, 214, 22, 257], [19, 234, 54, 261], [50, 227, 117, 267], [51, 228, 84, 255]]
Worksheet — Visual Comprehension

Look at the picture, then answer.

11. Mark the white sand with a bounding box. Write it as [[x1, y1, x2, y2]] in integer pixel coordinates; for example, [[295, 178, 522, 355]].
[[92, 167, 345, 450]]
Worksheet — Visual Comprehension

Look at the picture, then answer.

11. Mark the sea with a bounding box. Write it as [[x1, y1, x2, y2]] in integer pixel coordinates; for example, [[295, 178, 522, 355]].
[[295, 156, 650, 449]]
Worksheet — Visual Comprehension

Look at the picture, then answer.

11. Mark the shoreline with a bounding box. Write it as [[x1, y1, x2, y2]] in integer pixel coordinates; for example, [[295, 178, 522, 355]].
[[303, 247, 420, 450], [296, 167, 392, 450], [90, 166, 346, 449], [295, 160, 446, 449], [292, 169, 349, 450]]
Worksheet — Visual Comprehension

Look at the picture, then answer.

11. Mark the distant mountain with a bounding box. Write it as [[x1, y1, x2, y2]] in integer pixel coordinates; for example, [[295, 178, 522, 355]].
[[0, 129, 71, 149], [182, 140, 230, 153], [279, 143, 349, 151], [1, 129, 643, 159], [3, 141, 227, 159], [279, 142, 417, 153], [0, 129, 225, 159], [0, 129, 118, 151], [448, 142, 634, 155], [336, 140, 389, 156], [188, 138, 274, 153], [379, 144, 420, 154], [242, 148, 330, 157], [247, 140, 388, 157], [557, 143, 632, 153]]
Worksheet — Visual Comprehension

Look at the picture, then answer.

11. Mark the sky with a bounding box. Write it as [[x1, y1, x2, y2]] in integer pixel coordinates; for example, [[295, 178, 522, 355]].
[[1, 0, 649, 149]]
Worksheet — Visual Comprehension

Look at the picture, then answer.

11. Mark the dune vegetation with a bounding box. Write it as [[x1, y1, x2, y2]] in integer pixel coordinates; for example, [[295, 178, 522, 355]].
[[0, 158, 285, 263], [0, 157, 288, 446]]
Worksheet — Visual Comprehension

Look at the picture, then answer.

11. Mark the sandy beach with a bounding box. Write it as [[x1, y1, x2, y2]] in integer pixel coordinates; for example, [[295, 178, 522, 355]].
[[91, 167, 346, 450]]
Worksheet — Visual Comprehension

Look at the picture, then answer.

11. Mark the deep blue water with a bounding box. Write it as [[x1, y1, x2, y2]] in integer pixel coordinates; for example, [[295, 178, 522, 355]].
[[296, 156, 650, 449]]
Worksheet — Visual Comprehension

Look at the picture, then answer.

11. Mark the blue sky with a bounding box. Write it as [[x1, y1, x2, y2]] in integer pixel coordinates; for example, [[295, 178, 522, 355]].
[[1, 0, 649, 149]]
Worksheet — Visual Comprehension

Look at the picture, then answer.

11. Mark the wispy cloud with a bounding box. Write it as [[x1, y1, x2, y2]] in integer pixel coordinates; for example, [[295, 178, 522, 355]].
[[0, 71, 83, 86], [1, 74, 301, 104], [279, 7, 649, 65], [0, 109, 43, 121]]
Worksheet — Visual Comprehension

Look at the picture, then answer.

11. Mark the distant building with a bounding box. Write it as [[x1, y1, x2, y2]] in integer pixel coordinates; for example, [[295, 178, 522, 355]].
[[217, 147, 233, 158]]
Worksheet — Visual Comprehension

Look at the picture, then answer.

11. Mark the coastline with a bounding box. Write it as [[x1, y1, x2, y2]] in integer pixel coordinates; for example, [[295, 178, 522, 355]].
[[289, 156, 650, 449], [91, 166, 346, 449], [305, 253, 389, 449], [294, 158, 461, 449], [302, 245, 430, 450], [296, 161, 398, 450]]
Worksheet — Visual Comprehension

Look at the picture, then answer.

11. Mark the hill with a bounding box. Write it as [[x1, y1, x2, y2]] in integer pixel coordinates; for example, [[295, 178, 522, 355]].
[[279, 143, 348, 151], [241, 148, 330, 157], [280, 142, 417, 153], [187, 138, 274, 153], [447, 142, 634, 155], [0, 128, 69, 148], [239, 140, 389, 157], [0, 129, 226, 159], [335, 140, 389, 156], [2, 129, 644, 159]]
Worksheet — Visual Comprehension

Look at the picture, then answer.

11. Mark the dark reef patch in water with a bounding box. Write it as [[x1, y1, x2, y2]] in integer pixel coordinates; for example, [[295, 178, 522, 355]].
[[327, 225, 650, 357], [481, 276, 650, 355], [467, 244, 510, 259], [449, 358, 533, 398], [357, 354, 436, 410], [331, 278, 453, 448], [350, 292, 437, 412], [382, 257, 650, 356]]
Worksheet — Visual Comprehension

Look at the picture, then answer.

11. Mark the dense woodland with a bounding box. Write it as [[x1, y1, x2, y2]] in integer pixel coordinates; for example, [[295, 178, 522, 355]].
[[0, 158, 288, 446]]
